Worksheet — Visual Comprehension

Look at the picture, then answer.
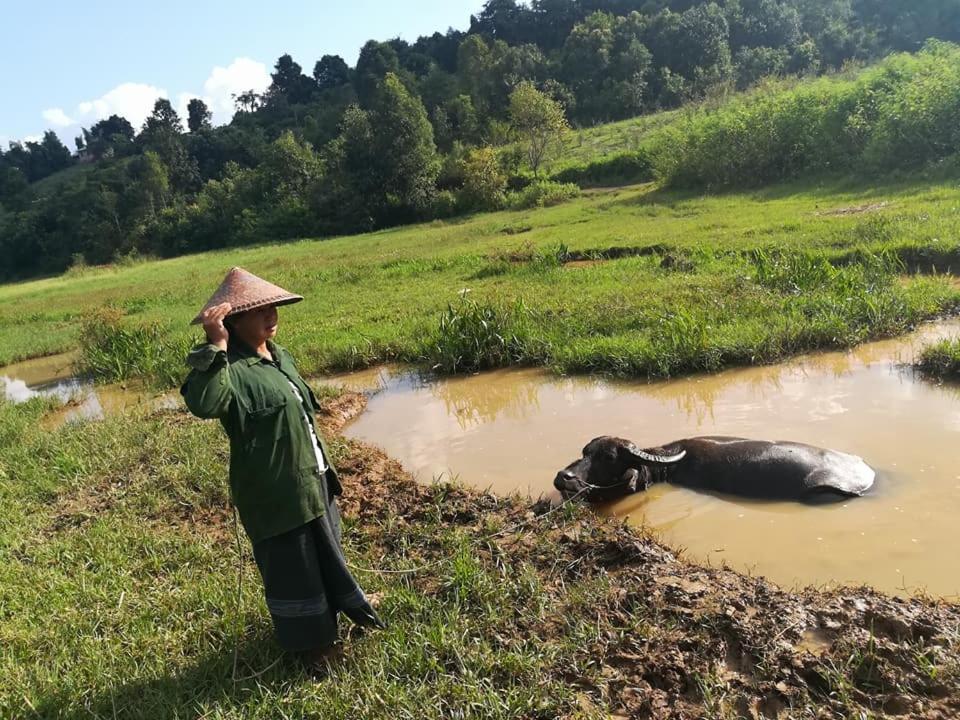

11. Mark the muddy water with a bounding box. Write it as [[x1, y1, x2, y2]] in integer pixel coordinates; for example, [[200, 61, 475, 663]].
[[339, 321, 960, 597], [0, 353, 176, 424]]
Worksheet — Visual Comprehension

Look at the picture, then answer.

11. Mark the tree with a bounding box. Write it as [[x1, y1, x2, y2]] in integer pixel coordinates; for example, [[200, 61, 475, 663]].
[[367, 73, 440, 216], [323, 73, 439, 227], [36, 131, 73, 178], [233, 90, 263, 113], [142, 98, 183, 135], [313, 54, 351, 91], [458, 35, 496, 112], [734, 45, 790, 88], [139, 99, 197, 192], [83, 115, 135, 159], [470, 0, 526, 44], [508, 81, 569, 176], [127, 151, 170, 217], [187, 98, 213, 132], [268, 54, 314, 104], [355, 41, 401, 104]]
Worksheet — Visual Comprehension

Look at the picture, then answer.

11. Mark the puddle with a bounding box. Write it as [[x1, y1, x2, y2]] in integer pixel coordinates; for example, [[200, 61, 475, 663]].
[[796, 628, 833, 656], [338, 320, 960, 597], [1, 352, 176, 425]]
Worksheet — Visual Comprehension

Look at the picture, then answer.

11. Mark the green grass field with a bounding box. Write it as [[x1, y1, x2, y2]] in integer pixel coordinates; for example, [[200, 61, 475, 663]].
[[2, 175, 959, 385]]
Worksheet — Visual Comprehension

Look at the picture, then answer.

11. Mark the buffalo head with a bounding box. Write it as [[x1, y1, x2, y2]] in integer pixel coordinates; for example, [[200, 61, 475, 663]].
[[553, 436, 687, 500]]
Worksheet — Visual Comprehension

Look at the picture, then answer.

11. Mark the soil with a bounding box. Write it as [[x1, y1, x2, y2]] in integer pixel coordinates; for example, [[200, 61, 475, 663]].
[[321, 392, 960, 719]]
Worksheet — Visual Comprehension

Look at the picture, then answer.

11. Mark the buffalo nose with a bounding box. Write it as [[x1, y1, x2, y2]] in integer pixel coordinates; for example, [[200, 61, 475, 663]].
[[554, 470, 576, 489]]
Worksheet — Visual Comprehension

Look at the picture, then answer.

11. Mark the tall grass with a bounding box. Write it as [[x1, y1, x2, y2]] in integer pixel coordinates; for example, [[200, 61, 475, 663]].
[[916, 338, 960, 379], [644, 41, 960, 189], [423, 298, 541, 374], [76, 308, 193, 388]]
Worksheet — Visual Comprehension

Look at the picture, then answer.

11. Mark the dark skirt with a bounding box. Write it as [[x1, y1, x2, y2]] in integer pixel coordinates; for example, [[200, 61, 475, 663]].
[[251, 472, 382, 652]]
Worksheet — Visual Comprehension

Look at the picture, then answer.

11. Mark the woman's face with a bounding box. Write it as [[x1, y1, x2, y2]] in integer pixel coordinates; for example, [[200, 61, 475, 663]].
[[231, 304, 279, 347]]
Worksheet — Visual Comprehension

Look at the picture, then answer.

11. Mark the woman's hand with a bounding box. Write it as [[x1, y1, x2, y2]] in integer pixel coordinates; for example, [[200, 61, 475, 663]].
[[201, 302, 232, 352]]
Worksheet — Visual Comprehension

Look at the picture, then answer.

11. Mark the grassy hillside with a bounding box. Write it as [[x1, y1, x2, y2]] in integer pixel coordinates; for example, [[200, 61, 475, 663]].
[[1, 174, 959, 384]]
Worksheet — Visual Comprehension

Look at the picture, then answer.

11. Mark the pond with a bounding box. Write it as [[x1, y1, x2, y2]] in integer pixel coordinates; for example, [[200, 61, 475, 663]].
[[0, 353, 176, 425], [336, 320, 960, 598]]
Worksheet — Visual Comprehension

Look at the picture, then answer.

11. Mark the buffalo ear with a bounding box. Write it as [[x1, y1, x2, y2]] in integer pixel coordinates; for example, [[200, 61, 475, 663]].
[[623, 468, 640, 493]]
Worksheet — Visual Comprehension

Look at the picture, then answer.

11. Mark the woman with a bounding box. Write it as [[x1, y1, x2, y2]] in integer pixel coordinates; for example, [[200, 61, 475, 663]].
[[180, 267, 382, 664]]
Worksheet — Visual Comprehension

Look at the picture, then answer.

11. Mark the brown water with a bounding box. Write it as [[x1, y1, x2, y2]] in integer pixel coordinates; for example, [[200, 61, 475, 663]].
[[0, 353, 176, 424], [338, 321, 960, 597]]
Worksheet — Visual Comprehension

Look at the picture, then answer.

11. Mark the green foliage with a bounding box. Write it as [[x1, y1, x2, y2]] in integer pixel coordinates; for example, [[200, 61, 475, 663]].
[[76, 308, 192, 388], [7, 3, 960, 280], [457, 147, 507, 211], [508, 82, 570, 176], [916, 338, 960, 380], [560, 11, 653, 123], [186, 98, 212, 133], [550, 149, 653, 187], [424, 297, 537, 374], [507, 179, 580, 209], [647, 43, 960, 189]]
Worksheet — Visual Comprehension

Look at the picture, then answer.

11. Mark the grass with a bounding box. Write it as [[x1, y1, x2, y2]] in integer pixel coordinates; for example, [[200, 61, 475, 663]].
[[1, 173, 959, 386], [4, 391, 959, 718], [916, 337, 960, 379]]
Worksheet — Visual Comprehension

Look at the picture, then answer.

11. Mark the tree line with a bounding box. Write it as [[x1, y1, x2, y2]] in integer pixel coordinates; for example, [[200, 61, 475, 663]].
[[2, 0, 959, 279]]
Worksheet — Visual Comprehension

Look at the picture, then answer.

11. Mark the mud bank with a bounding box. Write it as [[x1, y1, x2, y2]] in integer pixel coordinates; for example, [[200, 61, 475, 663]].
[[320, 393, 960, 719]]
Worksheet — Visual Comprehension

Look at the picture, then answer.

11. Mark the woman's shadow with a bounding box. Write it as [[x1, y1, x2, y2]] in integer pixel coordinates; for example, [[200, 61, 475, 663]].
[[32, 628, 311, 720]]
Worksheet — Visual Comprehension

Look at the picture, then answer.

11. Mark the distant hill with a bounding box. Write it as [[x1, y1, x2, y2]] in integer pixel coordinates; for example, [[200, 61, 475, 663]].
[[3, 0, 960, 280]]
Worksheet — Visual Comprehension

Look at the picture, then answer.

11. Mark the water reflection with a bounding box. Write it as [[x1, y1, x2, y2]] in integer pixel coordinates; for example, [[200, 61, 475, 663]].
[[431, 371, 543, 430], [344, 320, 960, 597], [0, 352, 175, 425]]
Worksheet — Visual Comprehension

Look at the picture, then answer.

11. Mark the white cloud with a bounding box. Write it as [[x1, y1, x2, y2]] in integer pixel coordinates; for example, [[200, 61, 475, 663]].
[[42, 108, 74, 128], [75, 82, 168, 131], [31, 57, 270, 141], [200, 58, 271, 124], [23, 134, 42, 143]]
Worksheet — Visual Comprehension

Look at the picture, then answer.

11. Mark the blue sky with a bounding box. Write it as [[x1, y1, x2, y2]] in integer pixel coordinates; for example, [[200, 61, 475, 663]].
[[1, 0, 483, 149]]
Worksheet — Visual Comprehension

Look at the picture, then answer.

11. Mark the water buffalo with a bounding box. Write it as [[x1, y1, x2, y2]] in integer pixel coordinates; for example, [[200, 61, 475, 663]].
[[554, 436, 875, 502]]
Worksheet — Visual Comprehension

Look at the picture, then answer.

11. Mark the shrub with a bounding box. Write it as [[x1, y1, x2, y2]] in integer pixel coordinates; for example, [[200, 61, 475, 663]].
[[457, 147, 508, 212], [644, 42, 960, 188], [507, 180, 580, 210]]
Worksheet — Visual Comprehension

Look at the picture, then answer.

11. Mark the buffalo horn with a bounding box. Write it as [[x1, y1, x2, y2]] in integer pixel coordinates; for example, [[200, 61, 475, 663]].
[[626, 444, 687, 465]]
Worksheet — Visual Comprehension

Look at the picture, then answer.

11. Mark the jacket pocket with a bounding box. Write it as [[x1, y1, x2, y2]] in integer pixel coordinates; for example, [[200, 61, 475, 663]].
[[247, 400, 289, 447]]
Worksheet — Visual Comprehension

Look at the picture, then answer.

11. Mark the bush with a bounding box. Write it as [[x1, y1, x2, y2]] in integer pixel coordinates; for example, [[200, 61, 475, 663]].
[[430, 190, 460, 219], [550, 150, 653, 187], [457, 147, 508, 212], [507, 180, 580, 210], [644, 42, 960, 188]]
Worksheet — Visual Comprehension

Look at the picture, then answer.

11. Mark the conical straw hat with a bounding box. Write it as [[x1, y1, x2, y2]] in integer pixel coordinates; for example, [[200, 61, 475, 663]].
[[190, 267, 303, 325]]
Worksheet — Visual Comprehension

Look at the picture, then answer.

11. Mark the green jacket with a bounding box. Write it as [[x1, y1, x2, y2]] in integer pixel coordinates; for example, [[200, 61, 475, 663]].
[[180, 340, 341, 543]]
